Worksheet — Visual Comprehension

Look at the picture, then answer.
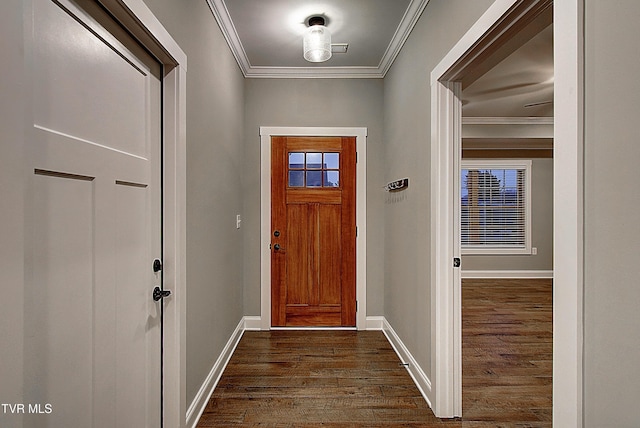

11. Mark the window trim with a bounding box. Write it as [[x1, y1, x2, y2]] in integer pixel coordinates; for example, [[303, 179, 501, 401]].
[[461, 159, 532, 255]]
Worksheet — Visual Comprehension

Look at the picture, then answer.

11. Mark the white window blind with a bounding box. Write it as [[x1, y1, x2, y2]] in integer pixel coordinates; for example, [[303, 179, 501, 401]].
[[461, 160, 531, 254]]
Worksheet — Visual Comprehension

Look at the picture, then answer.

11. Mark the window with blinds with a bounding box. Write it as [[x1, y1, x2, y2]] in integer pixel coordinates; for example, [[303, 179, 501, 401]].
[[461, 160, 532, 254]]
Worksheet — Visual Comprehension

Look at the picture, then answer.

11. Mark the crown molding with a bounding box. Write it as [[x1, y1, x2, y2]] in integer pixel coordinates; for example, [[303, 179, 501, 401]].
[[378, 0, 430, 76], [206, 0, 429, 79], [243, 66, 384, 79], [462, 116, 554, 125], [206, 0, 251, 76]]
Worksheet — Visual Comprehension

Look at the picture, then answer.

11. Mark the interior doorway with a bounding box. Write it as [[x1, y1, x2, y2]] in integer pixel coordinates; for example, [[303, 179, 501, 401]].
[[459, 19, 554, 418], [429, 0, 560, 418]]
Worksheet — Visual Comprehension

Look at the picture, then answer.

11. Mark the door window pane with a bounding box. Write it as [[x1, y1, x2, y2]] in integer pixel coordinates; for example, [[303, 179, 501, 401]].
[[306, 153, 322, 169], [306, 171, 323, 187], [325, 171, 339, 187], [289, 152, 304, 169], [324, 153, 339, 169], [288, 171, 304, 187]]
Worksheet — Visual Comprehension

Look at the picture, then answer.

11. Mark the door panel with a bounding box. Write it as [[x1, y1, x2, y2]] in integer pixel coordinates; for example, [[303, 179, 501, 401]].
[[33, 0, 148, 157], [115, 182, 161, 428], [29, 173, 95, 427], [24, 0, 162, 426], [286, 204, 310, 305], [319, 204, 342, 305], [271, 136, 356, 327]]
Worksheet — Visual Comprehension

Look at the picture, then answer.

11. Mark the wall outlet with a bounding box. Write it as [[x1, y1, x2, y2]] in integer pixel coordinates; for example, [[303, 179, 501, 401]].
[[236, 214, 241, 229], [531, 247, 537, 255]]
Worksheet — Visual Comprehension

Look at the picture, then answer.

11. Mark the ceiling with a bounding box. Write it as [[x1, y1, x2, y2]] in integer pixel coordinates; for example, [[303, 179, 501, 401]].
[[207, 0, 427, 78], [462, 24, 553, 118], [207, 0, 553, 118]]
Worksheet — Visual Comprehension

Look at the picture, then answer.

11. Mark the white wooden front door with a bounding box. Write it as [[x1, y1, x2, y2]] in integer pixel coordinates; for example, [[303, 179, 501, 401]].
[[23, 0, 163, 426]]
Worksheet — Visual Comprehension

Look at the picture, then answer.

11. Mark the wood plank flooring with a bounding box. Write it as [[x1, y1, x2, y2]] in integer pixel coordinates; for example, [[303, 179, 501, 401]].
[[197, 330, 450, 427], [197, 279, 552, 427], [462, 278, 553, 427]]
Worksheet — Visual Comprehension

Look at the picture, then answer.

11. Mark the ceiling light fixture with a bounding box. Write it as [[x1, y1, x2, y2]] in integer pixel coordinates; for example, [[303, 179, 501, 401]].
[[303, 16, 331, 63]]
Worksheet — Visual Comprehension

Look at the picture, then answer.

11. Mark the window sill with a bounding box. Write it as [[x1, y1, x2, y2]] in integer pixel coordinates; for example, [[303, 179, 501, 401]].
[[462, 247, 532, 256]]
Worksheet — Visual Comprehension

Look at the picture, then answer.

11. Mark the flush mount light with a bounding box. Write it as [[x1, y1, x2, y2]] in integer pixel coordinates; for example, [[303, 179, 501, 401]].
[[303, 16, 331, 63]]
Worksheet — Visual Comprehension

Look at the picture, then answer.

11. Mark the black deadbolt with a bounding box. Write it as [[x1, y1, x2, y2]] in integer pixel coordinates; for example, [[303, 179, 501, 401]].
[[153, 258, 163, 273], [274, 230, 280, 237]]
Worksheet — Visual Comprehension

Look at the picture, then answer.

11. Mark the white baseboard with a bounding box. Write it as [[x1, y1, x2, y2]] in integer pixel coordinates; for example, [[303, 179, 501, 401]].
[[365, 316, 385, 330], [186, 317, 245, 428], [243, 316, 262, 330], [381, 318, 433, 409], [241, 315, 386, 331], [461, 269, 553, 279]]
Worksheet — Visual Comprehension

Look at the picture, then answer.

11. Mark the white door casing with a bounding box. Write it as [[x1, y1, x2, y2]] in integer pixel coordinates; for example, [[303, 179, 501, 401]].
[[24, 0, 161, 425]]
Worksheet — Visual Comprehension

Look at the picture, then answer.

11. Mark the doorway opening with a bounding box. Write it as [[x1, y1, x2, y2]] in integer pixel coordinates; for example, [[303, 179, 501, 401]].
[[459, 15, 554, 420], [429, 0, 585, 423]]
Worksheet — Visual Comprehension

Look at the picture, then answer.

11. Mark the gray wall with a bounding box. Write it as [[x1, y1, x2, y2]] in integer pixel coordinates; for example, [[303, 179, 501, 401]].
[[140, 0, 246, 406], [462, 158, 554, 271], [0, 1, 25, 427], [584, 0, 640, 426], [243, 78, 385, 316], [383, 0, 495, 381]]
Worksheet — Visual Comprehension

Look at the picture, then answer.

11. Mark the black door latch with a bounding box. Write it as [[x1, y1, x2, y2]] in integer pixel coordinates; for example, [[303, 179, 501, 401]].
[[153, 286, 171, 301]]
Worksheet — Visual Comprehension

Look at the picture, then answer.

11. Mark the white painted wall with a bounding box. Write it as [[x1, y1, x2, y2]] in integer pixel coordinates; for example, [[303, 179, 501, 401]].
[[138, 0, 246, 407], [584, 1, 640, 425], [383, 0, 495, 387]]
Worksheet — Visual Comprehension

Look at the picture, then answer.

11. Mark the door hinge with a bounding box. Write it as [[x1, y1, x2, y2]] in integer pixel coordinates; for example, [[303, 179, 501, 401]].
[[356, 300, 358, 312], [356, 152, 358, 163], [356, 226, 358, 237], [453, 257, 461, 268]]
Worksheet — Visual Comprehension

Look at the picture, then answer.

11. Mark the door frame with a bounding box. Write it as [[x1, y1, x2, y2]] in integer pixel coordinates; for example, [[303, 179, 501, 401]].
[[88, 1, 187, 426], [260, 127, 367, 330], [430, 0, 583, 425]]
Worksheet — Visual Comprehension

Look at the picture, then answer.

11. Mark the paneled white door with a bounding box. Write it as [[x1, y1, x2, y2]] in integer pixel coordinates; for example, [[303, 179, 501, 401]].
[[23, 0, 162, 426]]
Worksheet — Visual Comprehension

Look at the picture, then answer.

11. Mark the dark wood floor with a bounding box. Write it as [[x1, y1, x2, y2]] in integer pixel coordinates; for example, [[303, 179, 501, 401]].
[[462, 278, 552, 427], [197, 279, 552, 427]]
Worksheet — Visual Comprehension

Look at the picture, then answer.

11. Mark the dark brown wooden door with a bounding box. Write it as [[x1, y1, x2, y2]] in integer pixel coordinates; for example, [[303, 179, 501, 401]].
[[271, 136, 356, 327]]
